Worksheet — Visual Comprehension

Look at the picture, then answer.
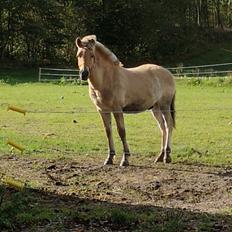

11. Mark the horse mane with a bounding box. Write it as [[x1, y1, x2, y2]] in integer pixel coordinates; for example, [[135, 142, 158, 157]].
[[95, 41, 123, 67], [80, 35, 123, 67]]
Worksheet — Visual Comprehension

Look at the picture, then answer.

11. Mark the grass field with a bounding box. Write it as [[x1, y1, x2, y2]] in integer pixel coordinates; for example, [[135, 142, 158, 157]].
[[0, 78, 231, 165], [0, 74, 232, 231]]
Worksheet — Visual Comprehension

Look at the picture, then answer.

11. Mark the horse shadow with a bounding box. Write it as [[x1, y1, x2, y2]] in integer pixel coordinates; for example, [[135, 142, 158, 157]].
[[0, 181, 231, 232]]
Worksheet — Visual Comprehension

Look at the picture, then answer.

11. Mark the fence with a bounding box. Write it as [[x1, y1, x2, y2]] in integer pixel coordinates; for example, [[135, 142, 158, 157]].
[[39, 63, 232, 82], [38, 67, 79, 82], [2, 104, 232, 156], [168, 62, 232, 77]]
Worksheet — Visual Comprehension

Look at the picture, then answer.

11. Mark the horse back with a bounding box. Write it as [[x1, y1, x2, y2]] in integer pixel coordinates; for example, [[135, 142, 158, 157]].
[[89, 64, 175, 113], [120, 64, 175, 106]]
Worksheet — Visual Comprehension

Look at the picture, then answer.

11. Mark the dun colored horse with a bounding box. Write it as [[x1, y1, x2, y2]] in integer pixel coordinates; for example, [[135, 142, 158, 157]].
[[76, 35, 176, 166]]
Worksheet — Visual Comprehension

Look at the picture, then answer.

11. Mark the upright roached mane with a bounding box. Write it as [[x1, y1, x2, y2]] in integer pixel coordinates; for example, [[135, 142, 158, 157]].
[[95, 41, 123, 66], [76, 35, 122, 66], [76, 35, 176, 166]]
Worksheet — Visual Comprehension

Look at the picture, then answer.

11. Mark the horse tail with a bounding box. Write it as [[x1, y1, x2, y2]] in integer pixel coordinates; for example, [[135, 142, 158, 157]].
[[171, 92, 176, 128]]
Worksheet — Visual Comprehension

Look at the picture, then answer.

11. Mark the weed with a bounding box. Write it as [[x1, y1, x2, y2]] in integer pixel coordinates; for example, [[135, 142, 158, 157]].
[[110, 208, 138, 227], [187, 78, 202, 86]]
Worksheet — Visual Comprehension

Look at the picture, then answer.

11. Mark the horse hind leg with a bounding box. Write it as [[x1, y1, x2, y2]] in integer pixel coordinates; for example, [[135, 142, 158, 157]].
[[151, 104, 173, 163], [161, 106, 174, 163], [113, 112, 130, 166], [151, 105, 166, 163]]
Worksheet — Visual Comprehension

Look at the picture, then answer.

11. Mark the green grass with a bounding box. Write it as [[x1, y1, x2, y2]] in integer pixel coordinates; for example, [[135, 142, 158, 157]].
[[0, 68, 38, 84], [0, 78, 232, 166], [1, 185, 229, 231]]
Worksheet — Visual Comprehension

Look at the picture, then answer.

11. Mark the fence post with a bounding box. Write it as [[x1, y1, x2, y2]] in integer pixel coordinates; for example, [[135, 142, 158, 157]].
[[38, 67, 41, 82]]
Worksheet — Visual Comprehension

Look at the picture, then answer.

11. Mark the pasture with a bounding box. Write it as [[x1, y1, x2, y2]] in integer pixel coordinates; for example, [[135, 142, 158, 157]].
[[0, 78, 232, 231]]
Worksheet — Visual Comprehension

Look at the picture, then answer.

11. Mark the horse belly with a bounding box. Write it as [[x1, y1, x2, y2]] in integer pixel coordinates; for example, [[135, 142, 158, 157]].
[[123, 100, 153, 114], [123, 83, 158, 114], [123, 105, 145, 113]]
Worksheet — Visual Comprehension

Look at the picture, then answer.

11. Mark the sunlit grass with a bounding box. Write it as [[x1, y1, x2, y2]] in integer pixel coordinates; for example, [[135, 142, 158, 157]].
[[0, 79, 231, 166]]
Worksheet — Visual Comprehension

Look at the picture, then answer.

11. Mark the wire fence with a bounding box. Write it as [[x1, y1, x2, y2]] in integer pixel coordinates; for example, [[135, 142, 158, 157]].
[[39, 67, 79, 82], [38, 62, 232, 82], [1, 103, 232, 114], [1, 105, 232, 139], [168, 62, 232, 77], [167, 62, 232, 70]]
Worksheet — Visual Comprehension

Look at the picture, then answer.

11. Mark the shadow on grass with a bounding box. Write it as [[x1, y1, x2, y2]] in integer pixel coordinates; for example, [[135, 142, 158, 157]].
[[0, 69, 38, 85], [0, 183, 231, 232]]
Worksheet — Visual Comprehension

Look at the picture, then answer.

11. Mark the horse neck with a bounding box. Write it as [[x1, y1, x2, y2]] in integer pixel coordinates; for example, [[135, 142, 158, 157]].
[[88, 53, 117, 91]]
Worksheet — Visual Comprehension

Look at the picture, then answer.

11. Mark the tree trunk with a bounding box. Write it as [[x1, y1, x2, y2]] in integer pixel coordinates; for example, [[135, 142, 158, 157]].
[[215, 0, 224, 29], [202, 0, 210, 28], [195, 0, 202, 26]]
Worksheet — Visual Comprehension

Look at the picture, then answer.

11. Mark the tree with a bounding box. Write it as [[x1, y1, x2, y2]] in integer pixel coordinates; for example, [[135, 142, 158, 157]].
[[0, 0, 232, 66]]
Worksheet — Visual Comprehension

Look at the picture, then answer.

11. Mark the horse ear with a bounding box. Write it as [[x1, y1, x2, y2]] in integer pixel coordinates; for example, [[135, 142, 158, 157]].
[[91, 35, 97, 41], [75, 37, 83, 48], [88, 39, 96, 48]]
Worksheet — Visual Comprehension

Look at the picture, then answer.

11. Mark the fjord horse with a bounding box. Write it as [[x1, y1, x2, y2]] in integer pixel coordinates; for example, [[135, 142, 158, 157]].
[[76, 35, 176, 166]]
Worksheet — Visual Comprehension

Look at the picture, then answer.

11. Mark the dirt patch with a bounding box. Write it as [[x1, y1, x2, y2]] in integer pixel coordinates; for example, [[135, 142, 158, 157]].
[[0, 154, 231, 214]]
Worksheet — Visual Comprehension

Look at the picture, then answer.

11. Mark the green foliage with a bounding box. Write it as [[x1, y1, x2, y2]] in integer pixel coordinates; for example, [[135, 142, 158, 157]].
[[0, 0, 232, 66], [0, 68, 37, 84]]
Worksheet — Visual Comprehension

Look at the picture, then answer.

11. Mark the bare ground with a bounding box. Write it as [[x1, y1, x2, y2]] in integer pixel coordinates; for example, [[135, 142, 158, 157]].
[[0, 154, 232, 231]]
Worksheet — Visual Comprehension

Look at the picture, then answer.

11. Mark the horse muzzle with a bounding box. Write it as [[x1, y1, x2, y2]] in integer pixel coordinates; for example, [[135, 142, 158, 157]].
[[80, 67, 89, 80]]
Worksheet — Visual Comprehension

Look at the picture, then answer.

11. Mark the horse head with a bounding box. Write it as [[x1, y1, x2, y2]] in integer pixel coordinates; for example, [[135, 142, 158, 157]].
[[75, 35, 97, 80]]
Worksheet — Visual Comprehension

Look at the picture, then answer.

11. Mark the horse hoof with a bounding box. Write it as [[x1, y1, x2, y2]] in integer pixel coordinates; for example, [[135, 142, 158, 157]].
[[163, 156, 172, 164], [104, 159, 113, 165], [155, 156, 163, 163], [120, 159, 129, 167], [155, 153, 164, 163]]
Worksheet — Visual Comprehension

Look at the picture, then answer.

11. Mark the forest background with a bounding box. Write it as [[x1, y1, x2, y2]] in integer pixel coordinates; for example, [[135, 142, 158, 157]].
[[0, 0, 232, 67]]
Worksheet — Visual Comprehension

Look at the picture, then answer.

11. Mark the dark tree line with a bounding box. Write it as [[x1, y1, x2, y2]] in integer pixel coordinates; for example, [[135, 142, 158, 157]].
[[0, 0, 232, 67]]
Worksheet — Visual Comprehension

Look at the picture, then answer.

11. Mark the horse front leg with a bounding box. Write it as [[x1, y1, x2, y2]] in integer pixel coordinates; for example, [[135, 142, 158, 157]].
[[113, 112, 130, 166], [99, 112, 115, 165]]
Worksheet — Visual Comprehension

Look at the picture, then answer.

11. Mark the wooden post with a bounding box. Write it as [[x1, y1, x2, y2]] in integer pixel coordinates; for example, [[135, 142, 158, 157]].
[[39, 67, 41, 82]]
